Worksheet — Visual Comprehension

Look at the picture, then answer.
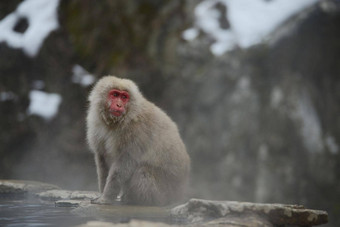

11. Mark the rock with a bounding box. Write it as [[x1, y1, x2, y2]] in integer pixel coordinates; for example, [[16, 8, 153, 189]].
[[0, 180, 100, 203], [171, 198, 328, 226], [36, 189, 100, 201], [76, 219, 174, 227], [0, 179, 60, 195], [70, 190, 100, 200], [55, 199, 84, 207], [36, 189, 72, 200]]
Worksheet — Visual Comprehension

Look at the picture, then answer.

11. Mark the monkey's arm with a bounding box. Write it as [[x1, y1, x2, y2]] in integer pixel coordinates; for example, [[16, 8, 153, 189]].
[[94, 163, 121, 204], [94, 153, 108, 193], [94, 152, 138, 204]]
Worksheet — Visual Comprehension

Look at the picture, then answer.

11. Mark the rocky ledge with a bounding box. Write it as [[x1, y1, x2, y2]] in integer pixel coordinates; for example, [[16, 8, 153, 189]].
[[0, 180, 328, 226], [0, 179, 61, 195], [172, 198, 328, 227]]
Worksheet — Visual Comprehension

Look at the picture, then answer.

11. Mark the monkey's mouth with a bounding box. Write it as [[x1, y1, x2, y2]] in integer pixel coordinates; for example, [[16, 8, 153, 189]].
[[110, 110, 123, 117], [100, 109, 124, 126]]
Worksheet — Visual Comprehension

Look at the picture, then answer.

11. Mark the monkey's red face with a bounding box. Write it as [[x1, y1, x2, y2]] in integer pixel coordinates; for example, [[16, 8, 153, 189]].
[[107, 89, 130, 117]]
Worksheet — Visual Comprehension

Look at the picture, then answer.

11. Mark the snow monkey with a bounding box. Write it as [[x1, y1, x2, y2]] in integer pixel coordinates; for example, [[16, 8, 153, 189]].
[[86, 76, 190, 206]]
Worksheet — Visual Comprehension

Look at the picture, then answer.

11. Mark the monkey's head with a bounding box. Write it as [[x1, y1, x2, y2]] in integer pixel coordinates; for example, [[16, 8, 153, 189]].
[[89, 76, 143, 126]]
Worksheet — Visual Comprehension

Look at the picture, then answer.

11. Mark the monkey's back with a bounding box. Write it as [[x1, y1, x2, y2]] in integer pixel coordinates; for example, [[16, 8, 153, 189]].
[[140, 101, 190, 202], [123, 100, 190, 176], [142, 101, 189, 171]]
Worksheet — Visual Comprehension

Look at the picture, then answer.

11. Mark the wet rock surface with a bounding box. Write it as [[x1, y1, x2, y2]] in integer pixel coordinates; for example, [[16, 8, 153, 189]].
[[0, 180, 329, 226], [172, 198, 328, 226], [37, 189, 100, 201], [0, 179, 60, 195]]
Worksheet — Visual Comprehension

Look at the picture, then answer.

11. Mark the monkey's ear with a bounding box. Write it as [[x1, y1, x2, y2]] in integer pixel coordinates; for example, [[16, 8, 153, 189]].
[[88, 86, 104, 105], [88, 87, 99, 102], [129, 83, 141, 97]]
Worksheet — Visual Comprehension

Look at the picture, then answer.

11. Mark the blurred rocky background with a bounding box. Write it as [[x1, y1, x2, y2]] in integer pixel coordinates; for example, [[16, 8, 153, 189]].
[[0, 0, 339, 226]]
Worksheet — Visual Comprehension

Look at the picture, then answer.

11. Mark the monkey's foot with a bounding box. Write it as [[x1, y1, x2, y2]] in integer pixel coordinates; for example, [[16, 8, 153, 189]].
[[91, 196, 121, 205]]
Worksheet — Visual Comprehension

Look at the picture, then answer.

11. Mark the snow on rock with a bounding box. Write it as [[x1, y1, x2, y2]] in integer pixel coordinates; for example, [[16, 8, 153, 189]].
[[71, 65, 96, 87], [27, 90, 62, 120], [0, 0, 60, 57], [182, 27, 200, 41], [184, 0, 319, 55]]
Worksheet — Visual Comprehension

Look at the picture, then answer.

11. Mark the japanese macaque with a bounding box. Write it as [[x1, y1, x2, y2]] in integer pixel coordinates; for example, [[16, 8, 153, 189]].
[[86, 76, 190, 206]]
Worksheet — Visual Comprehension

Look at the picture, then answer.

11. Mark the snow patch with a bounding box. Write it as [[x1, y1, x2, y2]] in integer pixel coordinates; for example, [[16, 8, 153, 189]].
[[184, 0, 318, 55], [28, 90, 62, 120], [0, 0, 60, 57], [182, 28, 200, 41], [71, 65, 96, 87]]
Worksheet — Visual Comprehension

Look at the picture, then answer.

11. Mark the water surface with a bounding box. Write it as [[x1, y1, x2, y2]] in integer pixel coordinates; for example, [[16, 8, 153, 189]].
[[0, 198, 182, 226], [0, 198, 91, 227]]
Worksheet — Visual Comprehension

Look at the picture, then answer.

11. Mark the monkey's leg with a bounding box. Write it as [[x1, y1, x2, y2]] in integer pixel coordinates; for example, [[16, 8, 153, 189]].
[[122, 166, 167, 206], [94, 153, 108, 193], [92, 164, 121, 204]]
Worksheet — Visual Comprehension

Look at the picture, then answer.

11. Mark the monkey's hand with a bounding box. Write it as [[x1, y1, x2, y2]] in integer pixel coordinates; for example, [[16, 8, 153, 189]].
[[91, 195, 121, 205]]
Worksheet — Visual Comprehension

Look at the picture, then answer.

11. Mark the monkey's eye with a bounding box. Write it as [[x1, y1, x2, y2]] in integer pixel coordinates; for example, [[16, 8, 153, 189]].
[[121, 95, 127, 100], [113, 92, 119, 97]]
